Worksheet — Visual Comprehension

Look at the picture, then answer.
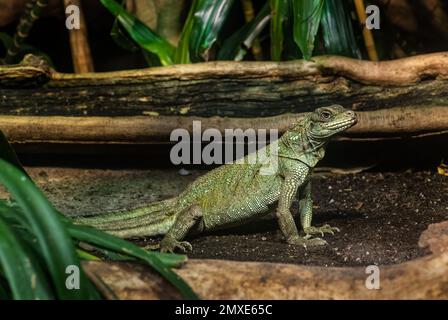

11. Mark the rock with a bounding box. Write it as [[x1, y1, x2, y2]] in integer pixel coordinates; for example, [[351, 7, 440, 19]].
[[419, 220, 448, 254]]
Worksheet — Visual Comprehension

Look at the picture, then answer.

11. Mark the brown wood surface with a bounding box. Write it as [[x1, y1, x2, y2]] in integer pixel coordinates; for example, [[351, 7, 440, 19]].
[[1, 53, 448, 117], [1, 53, 448, 145], [81, 220, 448, 300], [83, 248, 448, 299]]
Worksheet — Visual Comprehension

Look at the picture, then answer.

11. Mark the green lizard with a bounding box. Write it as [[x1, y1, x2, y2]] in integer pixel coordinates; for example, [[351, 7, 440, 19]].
[[75, 105, 357, 253]]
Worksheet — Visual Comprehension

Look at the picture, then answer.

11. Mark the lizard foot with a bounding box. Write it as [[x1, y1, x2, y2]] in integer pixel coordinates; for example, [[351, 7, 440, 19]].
[[287, 235, 327, 248], [160, 237, 193, 253], [304, 224, 340, 237]]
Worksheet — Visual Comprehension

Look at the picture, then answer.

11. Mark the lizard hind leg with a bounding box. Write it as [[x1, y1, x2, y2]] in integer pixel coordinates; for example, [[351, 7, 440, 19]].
[[159, 204, 204, 253]]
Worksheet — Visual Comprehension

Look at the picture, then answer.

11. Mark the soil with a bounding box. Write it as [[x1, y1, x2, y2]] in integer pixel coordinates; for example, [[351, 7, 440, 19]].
[[2, 168, 447, 267], [178, 171, 448, 267]]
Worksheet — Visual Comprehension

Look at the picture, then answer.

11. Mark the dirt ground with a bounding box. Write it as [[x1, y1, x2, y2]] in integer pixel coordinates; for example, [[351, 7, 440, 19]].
[[2, 167, 447, 267], [181, 171, 448, 267]]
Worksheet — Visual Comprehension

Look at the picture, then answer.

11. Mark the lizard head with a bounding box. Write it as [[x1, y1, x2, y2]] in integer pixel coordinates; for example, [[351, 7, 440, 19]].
[[307, 105, 357, 141]]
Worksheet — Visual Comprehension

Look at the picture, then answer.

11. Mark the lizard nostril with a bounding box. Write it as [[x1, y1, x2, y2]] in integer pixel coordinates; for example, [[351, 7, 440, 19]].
[[346, 110, 356, 118]]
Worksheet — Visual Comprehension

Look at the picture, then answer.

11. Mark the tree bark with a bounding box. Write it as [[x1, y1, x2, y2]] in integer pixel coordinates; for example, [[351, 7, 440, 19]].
[[1, 105, 448, 146], [1, 53, 448, 143], [82, 220, 448, 299], [82, 250, 448, 299]]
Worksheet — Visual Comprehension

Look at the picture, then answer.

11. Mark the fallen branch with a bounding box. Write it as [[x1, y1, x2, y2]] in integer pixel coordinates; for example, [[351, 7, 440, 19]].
[[82, 250, 448, 299], [1, 53, 448, 117], [1, 106, 447, 144]]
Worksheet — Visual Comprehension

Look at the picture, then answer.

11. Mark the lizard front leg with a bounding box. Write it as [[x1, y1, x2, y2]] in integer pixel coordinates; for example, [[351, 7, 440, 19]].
[[276, 168, 326, 247], [298, 181, 339, 238]]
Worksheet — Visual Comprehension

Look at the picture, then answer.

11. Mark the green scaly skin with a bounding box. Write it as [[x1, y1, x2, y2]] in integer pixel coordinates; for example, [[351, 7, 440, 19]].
[[75, 105, 357, 253]]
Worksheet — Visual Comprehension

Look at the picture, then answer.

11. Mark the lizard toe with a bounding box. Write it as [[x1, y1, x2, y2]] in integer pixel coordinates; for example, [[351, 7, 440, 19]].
[[178, 241, 193, 252], [304, 224, 340, 237], [160, 237, 192, 253], [305, 237, 327, 247]]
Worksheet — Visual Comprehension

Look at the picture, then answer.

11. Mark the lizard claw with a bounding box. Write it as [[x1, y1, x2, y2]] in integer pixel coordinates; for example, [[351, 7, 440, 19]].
[[287, 235, 327, 248], [304, 224, 340, 237], [160, 236, 193, 253]]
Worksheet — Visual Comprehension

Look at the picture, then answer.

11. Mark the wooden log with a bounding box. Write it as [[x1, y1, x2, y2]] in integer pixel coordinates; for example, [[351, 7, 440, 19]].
[[82, 250, 448, 299], [81, 221, 448, 299], [0, 106, 447, 145], [0, 55, 51, 88], [1, 53, 448, 118]]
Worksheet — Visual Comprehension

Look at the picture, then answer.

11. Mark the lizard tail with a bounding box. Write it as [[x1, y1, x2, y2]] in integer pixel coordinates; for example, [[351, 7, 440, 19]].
[[72, 198, 178, 238]]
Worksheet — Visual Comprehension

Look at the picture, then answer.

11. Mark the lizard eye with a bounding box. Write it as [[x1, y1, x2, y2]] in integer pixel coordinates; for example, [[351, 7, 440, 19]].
[[320, 111, 332, 120]]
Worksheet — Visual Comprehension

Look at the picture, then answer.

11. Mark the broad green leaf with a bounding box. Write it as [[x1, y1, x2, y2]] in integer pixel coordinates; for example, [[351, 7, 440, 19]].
[[0, 159, 96, 299], [0, 216, 54, 299], [188, 0, 235, 62], [100, 0, 175, 66], [76, 249, 101, 261], [142, 51, 163, 67], [270, 0, 288, 61], [110, 20, 139, 52], [66, 223, 197, 299], [218, 2, 270, 61], [175, 0, 198, 64], [282, 0, 302, 60], [292, 0, 325, 60], [320, 0, 361, 58]]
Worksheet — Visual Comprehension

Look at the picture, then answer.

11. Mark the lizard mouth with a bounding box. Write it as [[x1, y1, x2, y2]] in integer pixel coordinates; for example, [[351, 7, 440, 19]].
[[326, 117, 357, 131]]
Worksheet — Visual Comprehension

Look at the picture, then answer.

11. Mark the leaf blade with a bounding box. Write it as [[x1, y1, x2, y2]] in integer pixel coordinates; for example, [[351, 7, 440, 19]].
[[100, 0, 175, 66], [188, 0, 235, 62], [292, 0, 325, 60], [0, 216, 54, 300], [0, 159, 95, 299], [320, 0, 361, 58], [218, 2, 270, 61], [270, 0, 287, 61], [67, 223, 198, 299]]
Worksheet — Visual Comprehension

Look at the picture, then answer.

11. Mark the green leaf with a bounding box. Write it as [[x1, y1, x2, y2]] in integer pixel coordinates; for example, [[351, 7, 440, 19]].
[[100, 0, 175, 66], [0, 159, 96, 299], [76, 249, 101, 261], [270, 0, 288, 61], [282, 0, 301, 60], [218, 2, 270, 61], [174, 0, 198, 64], [320, 0, 361, 58], [292, 0, 325, 60], [66, 223, 198, 299], [0, 216, 54, 299], [142, 50, 163, 67], [110, 20, 139, 52], [188, 0, 235, 62]]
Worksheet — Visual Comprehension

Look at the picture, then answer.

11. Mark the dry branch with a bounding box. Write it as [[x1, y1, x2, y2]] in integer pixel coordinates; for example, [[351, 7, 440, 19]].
[[64, 0, 95, 73]]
